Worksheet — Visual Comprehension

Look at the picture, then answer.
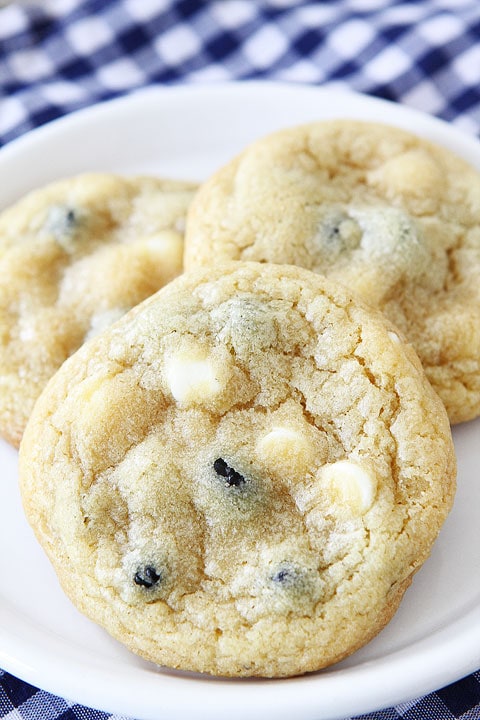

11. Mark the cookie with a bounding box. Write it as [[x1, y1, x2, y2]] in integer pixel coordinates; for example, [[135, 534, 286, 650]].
[[0, 172, 197, 447], [19, 261, 456, 678], [184, 120, 480, 424]]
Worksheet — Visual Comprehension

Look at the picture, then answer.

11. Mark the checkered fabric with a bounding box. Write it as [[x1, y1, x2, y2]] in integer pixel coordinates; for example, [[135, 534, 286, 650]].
[[1, 1, 480, 719], [2, 0, 480, 146], [2, 670, 480, 720]]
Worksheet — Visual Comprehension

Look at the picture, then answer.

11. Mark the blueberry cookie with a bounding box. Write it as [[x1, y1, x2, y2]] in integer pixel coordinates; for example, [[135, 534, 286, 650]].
[[19, 261, 455, 678], [0, 172, 197, 447], [184, 120, 480, 424]]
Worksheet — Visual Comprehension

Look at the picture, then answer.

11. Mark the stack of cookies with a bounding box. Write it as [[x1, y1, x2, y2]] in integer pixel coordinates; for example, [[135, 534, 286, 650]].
[[7, 119, 480, 677]]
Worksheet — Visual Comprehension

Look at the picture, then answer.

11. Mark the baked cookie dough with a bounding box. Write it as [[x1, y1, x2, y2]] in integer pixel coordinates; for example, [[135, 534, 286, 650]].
[[0, 172, 197, 446], [19, 261, 456, 678], [184, 120, 480, 424]]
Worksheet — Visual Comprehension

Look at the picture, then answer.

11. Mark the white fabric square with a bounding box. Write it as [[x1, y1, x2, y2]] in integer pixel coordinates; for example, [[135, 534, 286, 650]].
[[8, 47, 54, 82], [211, 1, 256, 29], [376, 3, 427, 27], [278, 60, 324, 83], [402, 80, 447, 116], [364, 44, 412, 83], [96, 57, 144, 90], [243, 24, 289, 69], [453, 114, 480, 137], [452, 45, 480, 85], [0, 709, 22, 720], [154, 23, 201, 65], [296, 4, 337, 27], [327, 19, 375, 58], [418, 12, 464, 44], [16, 691, 70, 720], [340, 0, 390, 9], [0, 6, 27, 39], [0, 98, 27, 140], [436, 0, 474, 8], [45, 0, 79, 16], [65, 15, 114, 55], [123, 0, 164, 22], [189, 65, 233, 82], [395, 695, 425, 713], [41, 80, 87, 104]]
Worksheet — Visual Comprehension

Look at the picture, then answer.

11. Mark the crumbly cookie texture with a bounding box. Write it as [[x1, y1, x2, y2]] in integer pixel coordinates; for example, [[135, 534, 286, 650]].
[[184, 120, 480, 424], [0, 172, 197, 447], [19, 262, 456, 678]]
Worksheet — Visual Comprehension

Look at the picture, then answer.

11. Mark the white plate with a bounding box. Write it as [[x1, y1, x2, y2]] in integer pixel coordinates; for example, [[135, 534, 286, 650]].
[[1, 82, 480, 720]]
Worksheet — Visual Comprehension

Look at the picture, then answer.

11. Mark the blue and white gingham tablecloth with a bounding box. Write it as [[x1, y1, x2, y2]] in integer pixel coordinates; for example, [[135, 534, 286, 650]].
[[1, 1, 480, 719]]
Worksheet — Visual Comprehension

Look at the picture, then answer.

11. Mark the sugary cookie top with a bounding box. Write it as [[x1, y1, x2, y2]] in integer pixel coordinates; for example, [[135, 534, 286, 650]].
[[184, 120, 480, 423], [0, 172, 196, 446], [19, 262, 456, 678]]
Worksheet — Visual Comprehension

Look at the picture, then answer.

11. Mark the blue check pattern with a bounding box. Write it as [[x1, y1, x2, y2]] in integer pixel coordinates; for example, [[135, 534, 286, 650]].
[[2, 0, 480, 146], [3, 669, 480, 720], [1, 1, 480, 719]]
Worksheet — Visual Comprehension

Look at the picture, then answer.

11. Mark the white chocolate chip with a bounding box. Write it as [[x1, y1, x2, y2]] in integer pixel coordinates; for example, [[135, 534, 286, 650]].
[[258, 426, 313, 467], [18, 320, 37, 342], [141, 230, 182, 255], [367, 149, 444, 213], [164, 352, 222, 404], [388, 331, 401, 344], [136, 230, 183, 268], [85, 307, 127, 341], [319, 460, 377, 516]]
